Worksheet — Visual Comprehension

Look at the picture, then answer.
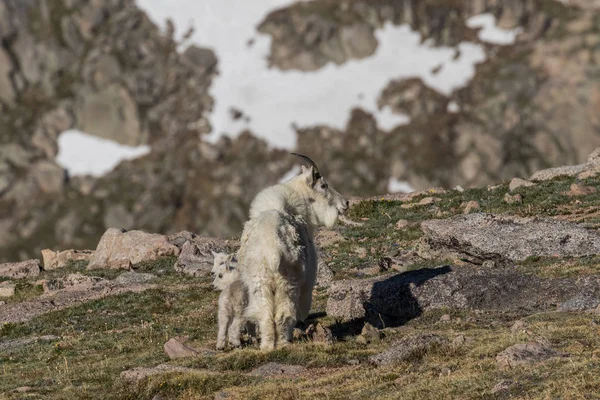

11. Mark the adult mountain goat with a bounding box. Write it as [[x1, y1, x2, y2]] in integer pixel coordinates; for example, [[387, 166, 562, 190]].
[[238, 154, 349, 351]]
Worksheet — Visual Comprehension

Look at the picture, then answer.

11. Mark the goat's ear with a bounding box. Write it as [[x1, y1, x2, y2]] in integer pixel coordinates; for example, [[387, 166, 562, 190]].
[[301, 165, 318, 186]]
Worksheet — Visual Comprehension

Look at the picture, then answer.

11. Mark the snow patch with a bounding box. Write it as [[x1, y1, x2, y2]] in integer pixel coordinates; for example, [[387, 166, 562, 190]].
[[388, 178, 415, 194], [137, 1, 487, 149], [56, 130, 151, 177], [466, 13, 523, 45]]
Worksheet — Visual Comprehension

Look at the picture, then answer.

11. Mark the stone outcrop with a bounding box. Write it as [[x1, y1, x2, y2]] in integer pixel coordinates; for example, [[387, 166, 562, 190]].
[[421, 213, 600, 265], [87, 228, 180, 270], [496, 343, 566, 367], [41, 249, 93, 270], [326, 265, 600, 325], [0, 259, 41, 279]]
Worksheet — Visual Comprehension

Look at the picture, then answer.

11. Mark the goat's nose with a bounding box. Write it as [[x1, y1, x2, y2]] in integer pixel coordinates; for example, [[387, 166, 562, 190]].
[[344, 200, 349, 208]]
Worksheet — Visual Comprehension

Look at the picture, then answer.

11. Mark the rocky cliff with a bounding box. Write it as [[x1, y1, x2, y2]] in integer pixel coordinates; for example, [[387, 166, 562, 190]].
[[2, 0, 600, 261], [263, 0, 600, 190]]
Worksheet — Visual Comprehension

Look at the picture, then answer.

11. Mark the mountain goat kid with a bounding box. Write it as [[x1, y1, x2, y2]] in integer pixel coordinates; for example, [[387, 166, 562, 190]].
[[238, 154, 349, 351], [212, 252, 255, 350]]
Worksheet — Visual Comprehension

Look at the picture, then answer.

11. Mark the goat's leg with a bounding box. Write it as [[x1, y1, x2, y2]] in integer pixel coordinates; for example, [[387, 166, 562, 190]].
[[258, 316, 276, 351], [275, 295, 297, 347], [216, 312, 231, 351], [227, 316, 243, 348]]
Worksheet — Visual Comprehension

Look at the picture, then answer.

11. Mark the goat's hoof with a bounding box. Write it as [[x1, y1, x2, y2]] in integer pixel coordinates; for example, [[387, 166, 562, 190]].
[[216, 344, 225, 351]]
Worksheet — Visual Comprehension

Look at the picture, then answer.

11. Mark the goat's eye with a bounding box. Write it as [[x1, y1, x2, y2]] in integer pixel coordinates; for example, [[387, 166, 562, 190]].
[[218, 273, 223, 278], [321, 183, 327, 189]]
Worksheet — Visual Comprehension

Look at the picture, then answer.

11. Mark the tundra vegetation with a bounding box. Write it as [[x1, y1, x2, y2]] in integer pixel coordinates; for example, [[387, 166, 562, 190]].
[[2, 167, 600, 399]]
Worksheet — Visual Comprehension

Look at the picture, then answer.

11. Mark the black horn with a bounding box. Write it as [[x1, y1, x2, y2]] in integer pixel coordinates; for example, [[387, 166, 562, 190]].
[[290, 153, 321, 179]]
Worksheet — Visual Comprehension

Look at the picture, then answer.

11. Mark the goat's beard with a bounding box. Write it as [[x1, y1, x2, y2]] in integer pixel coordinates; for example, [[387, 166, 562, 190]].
[[313, 203, 339, 229]]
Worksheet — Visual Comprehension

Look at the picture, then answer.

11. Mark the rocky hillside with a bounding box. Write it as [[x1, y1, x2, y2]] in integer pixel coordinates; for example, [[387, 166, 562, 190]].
[[2, 149, 600, 398], [1, 0, 600, 262]]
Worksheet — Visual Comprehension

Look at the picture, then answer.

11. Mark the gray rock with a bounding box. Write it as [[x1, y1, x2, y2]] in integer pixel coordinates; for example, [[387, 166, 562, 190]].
[[558, 293, 600, 311], [326, 265, 600, 324], [306, 323, 334, 345], [369, 333, 448, 366], [248, 362, 307, 378], [316, 248, 335, 288], [356, 322, 381, 345], [421, 213, 600, 265], [0, 259, 41, 279], [87, 228, 180, 270], [173, 240, 213, 277], [496, 343, 566, 367]]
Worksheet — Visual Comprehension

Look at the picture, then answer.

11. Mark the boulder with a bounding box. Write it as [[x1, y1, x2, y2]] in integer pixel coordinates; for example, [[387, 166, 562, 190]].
[[0, 260, 41, 279], [173, 241, 213, 277], [369, 333, 448, 366], [421, 213, 600, 265], [87, 229, 179, 270], [326, 265, 600, 324], [496, 343, 566, 367], [41, 249, 93, 270]]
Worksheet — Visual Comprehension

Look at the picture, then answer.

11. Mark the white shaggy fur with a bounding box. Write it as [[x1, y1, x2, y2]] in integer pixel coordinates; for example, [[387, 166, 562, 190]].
[[216, 279, 253, 350], [238, 165, 348, 351], [213, 252, 255, 350]]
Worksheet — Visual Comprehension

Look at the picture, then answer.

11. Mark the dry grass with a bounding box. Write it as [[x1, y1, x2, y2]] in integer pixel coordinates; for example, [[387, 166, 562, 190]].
[[3, 175, 600, 399]]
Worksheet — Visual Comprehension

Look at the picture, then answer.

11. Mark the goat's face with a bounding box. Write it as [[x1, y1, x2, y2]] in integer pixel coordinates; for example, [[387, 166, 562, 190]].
[[301, 165, 349, 229], [211, 252, 238, 290], [211, 251, 230, 276]]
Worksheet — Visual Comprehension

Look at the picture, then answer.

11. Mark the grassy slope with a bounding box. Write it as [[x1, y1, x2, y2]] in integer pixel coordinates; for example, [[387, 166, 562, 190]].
[[2, 174, 600, 399]]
